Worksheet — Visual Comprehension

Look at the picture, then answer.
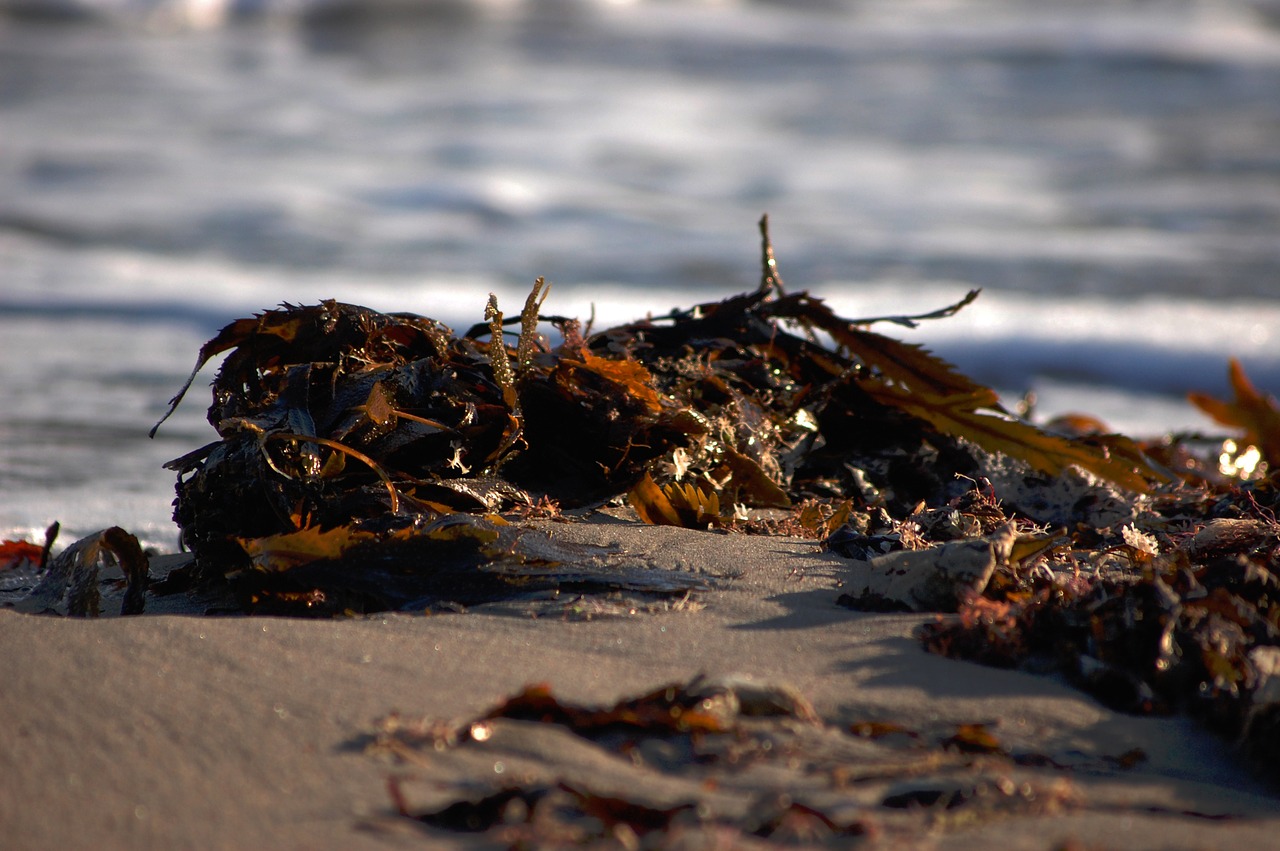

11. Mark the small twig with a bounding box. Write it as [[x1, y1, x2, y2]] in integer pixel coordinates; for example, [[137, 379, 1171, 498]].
[[39, 521, 59, 571]]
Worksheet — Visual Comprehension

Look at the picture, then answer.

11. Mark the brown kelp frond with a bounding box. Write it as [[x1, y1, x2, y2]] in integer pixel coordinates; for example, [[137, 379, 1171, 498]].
[[1189, 357, 1280, 474], [628, 472, 722, 529]]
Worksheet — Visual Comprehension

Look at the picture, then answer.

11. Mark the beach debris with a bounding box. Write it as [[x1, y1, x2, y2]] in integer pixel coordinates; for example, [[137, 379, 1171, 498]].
[[789, 363, 1280, 778], [360, 675, 1230, 846], [878, 775, 1079, 833], [834, 513, 1068, 614], [979, 450, 1138, 529], [368, 676, 860, 844], [474, 673, 820, 734], [130, 213, 1280, 783], [917, 495, 1280, 775], [0, 538, 45, 574], [627, 472, 723, 529], [153, 513, 706, 616], [149, 216, 1167, 615], [0, 534, 51, 599], [11, 525, 148, 617], [836, 522, 1015, 612]]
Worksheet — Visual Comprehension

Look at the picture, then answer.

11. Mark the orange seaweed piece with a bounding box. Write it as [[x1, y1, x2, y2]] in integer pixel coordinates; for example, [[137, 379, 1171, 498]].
[[0, 540, 43, 571], [1188, 358, 1280, 470], [628, 473, 722, 528]]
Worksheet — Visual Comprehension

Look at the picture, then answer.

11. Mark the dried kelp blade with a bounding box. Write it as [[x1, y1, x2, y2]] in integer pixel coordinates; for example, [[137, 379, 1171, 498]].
[[767, 291, 996, 401], [237, 523, 385, 573], [228, 514, 706, 615], [557, 352, 665, 416], [864, 380, 1161, 492], [149, 315, 264, 437], [756, 286, 1162, 491], [479, 678, 738, 736], [14, 526, 148, 617], [941, 723, 1007, 755]]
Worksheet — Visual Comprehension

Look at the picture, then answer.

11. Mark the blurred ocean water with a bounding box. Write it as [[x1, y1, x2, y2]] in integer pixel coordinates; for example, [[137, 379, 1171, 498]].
[[2, 0, 1279, 545]]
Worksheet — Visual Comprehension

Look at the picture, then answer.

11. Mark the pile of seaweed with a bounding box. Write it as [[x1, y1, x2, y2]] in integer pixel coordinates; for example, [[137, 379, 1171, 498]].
[[140, 217, 1168, 615]]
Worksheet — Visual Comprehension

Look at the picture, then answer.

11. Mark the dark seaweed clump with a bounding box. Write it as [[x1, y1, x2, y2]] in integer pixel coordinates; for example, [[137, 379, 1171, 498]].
[[149, 218, 1165, 615]]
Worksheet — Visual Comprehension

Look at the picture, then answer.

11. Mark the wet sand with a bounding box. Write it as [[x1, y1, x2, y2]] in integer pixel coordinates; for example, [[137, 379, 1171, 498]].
[[2, 516, 1278, 849]]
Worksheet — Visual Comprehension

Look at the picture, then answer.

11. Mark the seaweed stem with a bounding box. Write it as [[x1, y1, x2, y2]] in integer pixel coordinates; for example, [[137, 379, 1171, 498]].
[[517, 277, 550, 376], [262, 432, 401, 513], [758, 214, 787, 297], [484, 294, 525, 466]]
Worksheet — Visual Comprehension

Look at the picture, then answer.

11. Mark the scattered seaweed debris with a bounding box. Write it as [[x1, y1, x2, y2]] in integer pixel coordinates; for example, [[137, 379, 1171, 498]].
[[918, 508, 1280, 773], [780, 352, 1280, 780], [149, 215, 1165, 615], [360, 675, 1225, 847], [8, 524, 149, 617]]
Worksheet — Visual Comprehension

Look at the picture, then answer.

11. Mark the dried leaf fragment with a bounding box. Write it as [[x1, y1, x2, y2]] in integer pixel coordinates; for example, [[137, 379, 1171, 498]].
[[941, 722, 1006, 755], [562, 352, 664, 416], [480, 680, 734, 735]]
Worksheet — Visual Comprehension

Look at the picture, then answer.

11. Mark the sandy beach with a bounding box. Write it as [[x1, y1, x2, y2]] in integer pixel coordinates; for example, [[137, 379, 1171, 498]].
[[3, 514, 1279, 849], [5, 3, 1280, 847]]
